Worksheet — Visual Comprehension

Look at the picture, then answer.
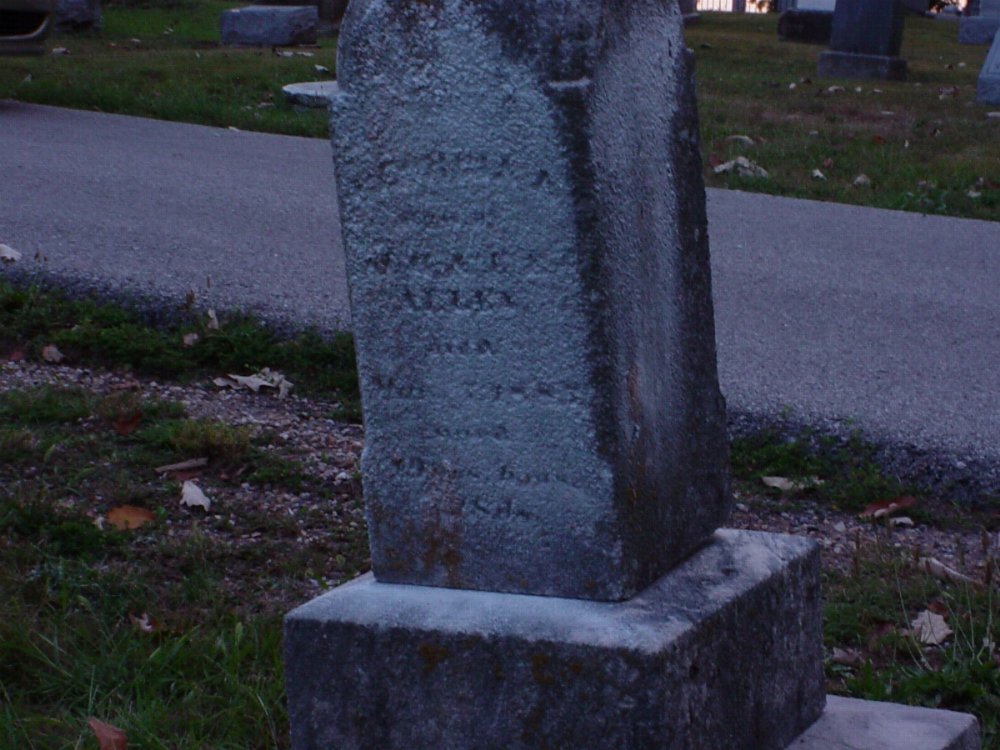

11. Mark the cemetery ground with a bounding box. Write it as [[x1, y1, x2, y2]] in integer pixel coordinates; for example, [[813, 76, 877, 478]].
[[1, 285, 999, 748], [1, 8, 999, 221]]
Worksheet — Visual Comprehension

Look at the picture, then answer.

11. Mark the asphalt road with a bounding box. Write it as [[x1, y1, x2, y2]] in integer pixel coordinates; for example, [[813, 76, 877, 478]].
[[3, 101, 999, 499]]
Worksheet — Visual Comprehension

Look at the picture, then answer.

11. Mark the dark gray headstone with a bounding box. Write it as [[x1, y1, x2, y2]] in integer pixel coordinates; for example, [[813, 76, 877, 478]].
[[54, 0, 101, 31], [977, 29, 1000, 103], [219, 5, 318, 46], [778, 9, 834, 43], [818, 0, 907, 80], [330, 0, 731, 602]]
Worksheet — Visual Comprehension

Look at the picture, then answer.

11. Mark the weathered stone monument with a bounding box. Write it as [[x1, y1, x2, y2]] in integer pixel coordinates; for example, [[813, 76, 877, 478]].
[[779, 8, 834, 44], [960, 0, 1000, 44], [284, 0, 981, 747], [818, 0, 908, 80], [219, 5, 318, 46], [977, 28, 1000, 103]]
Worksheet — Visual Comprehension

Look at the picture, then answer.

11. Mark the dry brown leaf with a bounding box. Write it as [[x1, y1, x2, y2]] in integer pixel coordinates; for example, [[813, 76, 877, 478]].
[[87, 717, 128, 750], [7, 349, 25, 362], [41, 344, 65, 363], [113, 413, 143, 436], [761, 476, 823, 492], [830, 647, 864, 667], [909, 609, 953, 645], [206, 309, 220, 330], [181, 332, 200, 348], [859, 495, 916, 519], [128, 612, 158, 633], [106, 505, 155, 531]]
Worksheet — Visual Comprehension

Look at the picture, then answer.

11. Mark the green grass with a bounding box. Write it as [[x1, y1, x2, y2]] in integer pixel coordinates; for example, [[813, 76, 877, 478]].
[[690, 13, 1000, 221], [0, 281, 360, 416], [0, 0, 333, 137]]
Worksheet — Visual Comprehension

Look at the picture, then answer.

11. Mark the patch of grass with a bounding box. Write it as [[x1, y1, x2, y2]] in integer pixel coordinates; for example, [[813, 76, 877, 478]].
[[690, 13, 1000, 221], [0, 1, 333, 138], [824, 544, 1000, 747], [731, 428, 909, 512], [0, 281, 360, 409], [0, 385, 92, 424]]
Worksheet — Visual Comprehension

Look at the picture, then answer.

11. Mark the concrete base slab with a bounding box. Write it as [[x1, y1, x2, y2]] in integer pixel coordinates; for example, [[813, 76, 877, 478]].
[[789, 695, 980, 750], [284, 529, 825, 750], [818, 51, 907, 80], [282, 80, 338, 109], [959, 15, 1000, 44]]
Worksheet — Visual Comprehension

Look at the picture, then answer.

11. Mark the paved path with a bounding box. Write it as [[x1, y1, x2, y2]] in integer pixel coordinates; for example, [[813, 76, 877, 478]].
[[3, 102, 999, 499]]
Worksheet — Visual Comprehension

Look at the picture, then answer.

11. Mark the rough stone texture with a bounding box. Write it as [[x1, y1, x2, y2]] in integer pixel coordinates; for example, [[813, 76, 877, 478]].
[[282, 80, 338, 108], [54, 0, 100, 31], [977, 28, 1000, 103], [789, 696, 980, 750], [817, 50, 908, 80], [285, 530, 825, 750], [959, 14, 1000, 43], [818, 0, 907, 80], [330, 0, 730, 601], [778, 9, 833, 44], [219, 6, 318, 46]]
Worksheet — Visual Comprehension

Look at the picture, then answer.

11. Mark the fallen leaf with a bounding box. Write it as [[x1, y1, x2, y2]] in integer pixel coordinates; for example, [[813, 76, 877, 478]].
[[871, 135, 886, 145], [87, 718, 127, 750], [725, 134, 755, 147], [859, 495, 916, 519], [823, 85, 845, 95], [788, 82, 797, 90], [0, 243, 22, 263], [41, 344, 65, 363], [811, 169, 826, 181], [909, 609, 952, 645], [206, 309, 220, 330], [852, 174, 872, 187], [155, 457, 209, 474], [51, 46, 70, 55], [822, 157, 834, 168], [180, 480, 211, 512], [128, 612, 158, 633], [761, 476, 823, 492], [113, 413, 143, 436], [967, 189, 982, 199], [314, 64, 330, 74], [889, 516, 914, 528], [917, 556, 979, 587], [181, 332, 200, 348], [830, 647, 864, 667], [7, 349, 25, 362], [106, 505, 155, 531], [713, 156, 769, 178], [226, 368, 294, 399], [228, 373, 272, 393]]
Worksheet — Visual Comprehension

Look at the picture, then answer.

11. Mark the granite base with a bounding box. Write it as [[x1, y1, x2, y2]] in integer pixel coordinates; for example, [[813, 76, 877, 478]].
[[790, 695, 980, 750], [818, 51, 908, 80], [284, 529, 825, 750]]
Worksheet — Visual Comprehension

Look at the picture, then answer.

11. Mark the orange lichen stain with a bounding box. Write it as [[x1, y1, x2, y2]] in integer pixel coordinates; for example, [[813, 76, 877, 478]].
[[416, 643, 449, 673]]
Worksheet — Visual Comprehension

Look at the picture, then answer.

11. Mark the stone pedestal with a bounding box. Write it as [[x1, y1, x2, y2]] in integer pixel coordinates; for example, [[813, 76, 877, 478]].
[[286, 530, 825, 750], [818, 0, 907, 80], [817, 50, 907, 80]]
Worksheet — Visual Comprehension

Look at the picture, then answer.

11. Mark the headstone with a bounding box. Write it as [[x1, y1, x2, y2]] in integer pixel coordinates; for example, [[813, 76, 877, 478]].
[[977, 28, 1000, 103], [817, 0, 908, 80], [219, 6, 318, 46], [54, 0, 100, 31], [283, 0, 981, 748], [679, 0, 701, 25], [960, 0, 1000, 43], [778, 9, 834, 43]]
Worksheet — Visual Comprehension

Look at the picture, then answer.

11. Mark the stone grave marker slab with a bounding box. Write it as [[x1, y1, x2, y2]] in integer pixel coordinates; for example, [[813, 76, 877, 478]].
[[818, 0, 908, 80], [960, 0, 1000, 43], [977, 28, 1000, 103], [219, 5, 318, 46]]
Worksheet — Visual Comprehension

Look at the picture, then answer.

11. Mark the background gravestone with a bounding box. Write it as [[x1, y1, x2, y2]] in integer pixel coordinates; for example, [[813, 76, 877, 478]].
[[54, 0, 100, 31], [818, 0, 908, 79], [778, 8, 834, 43], [219, 5, 318, 46], [960, 0, 1000, 43], [976, 28, 1000, 102]]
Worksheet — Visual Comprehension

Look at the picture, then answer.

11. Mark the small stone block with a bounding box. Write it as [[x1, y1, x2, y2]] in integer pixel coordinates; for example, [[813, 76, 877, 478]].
[[788, 695, 980, 750], [977, 30, 1000, 103], [959, 15, 1000, 43], [817, 50, 908, 80], [282, 80, 339, 108], [219, 6, 318, 47], [284, 530, 825, 750]]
